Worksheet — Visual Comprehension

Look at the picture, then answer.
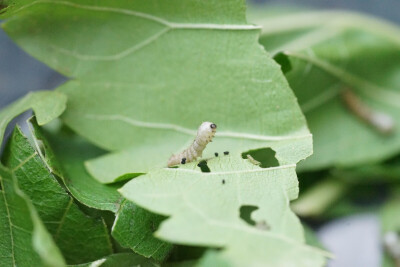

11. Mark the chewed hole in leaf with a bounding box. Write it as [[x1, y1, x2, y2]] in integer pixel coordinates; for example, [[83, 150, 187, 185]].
[[241, 148, 279, 168], [239, 205, 258, 226], [239, 205, 271, 231], [273, 52, 292, 74], [197, 160, 210, 173]]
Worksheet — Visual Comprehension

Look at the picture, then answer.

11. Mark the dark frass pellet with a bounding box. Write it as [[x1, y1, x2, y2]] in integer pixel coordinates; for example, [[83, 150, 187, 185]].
[[224, 151, 229, 155], [222, 179, 225, 184], [215, 152, 219, 157], [181, 158, 186, 164]]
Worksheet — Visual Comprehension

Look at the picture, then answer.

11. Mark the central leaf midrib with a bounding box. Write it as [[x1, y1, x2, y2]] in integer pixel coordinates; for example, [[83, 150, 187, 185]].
[[83, 114, 311, 142]]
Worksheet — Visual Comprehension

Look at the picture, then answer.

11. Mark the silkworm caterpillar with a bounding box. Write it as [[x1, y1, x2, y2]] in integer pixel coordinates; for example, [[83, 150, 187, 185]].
[[168, 122, 217, 167]]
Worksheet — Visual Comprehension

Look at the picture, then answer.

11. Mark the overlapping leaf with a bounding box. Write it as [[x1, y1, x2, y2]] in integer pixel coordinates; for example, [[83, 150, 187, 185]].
[[2, 0, 311, 183], [31, 120, 123, 213], [0, 165, 65, 267], [31, 120, 173, 261], [121, 155, 329, 266], [1, 126, 113, 264], [251, 10, 400, 170], [0, 90, 66, 155]]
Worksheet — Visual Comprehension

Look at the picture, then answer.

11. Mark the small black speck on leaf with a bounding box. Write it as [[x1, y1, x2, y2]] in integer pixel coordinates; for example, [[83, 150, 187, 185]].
[[224, 151, 229, 155], [222, 179, 225, 184], [181, 158, 186, 164], [215, 152, 218, 157]]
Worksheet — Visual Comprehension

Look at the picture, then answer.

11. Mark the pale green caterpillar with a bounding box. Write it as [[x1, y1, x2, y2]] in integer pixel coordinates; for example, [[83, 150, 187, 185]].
[[168, 122, 217, 167]]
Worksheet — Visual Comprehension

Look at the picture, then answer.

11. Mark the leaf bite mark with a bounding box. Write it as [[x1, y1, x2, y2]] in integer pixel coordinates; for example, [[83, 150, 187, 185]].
[[197, 160, 210, 173], [241, 148, 279, 168], [239, 205, 271, 231], [274, 52, 292, 74], [239, 205, 258, 226]]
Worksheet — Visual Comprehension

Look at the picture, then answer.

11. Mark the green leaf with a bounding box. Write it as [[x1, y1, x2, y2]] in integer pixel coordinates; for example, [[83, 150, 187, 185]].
[[0, 91, 66, 154], [253, 10, 400, 170], [120, 155, 329, 266], [2, 0, 311, 183], [111, 200, 173, 262], [0, 165, 66, 267], [30, 119, 123, 212], [1, 126, 113, 264], [29, 119, 173, 261], [69, 253, 159, 267]]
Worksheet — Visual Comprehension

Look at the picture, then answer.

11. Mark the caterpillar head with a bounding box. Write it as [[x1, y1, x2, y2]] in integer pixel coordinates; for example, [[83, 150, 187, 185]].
[[198, 122, 217, 140]]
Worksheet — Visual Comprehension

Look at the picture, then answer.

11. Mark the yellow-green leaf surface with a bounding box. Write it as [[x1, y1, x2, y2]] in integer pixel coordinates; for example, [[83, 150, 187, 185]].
[[1, 126, 113, 264], [252, 10, 400, 170], [120, 155, 329, 266], [0, 165, 65, 267], [2, 0, 311, 183]]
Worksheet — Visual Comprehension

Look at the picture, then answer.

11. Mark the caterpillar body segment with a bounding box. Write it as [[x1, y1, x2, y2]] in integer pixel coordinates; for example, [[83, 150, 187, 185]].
[[168, 122, 217, 167]]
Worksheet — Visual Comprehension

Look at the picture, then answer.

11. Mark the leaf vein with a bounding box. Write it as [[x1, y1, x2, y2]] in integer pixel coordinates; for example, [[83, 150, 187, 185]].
[[85, 114, 311, 142], [54, 198, 73, 241]]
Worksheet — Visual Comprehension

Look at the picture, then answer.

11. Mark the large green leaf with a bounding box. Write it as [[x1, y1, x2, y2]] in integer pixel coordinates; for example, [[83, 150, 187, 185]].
[[1, 126, 113, 264], [0, 91, 66, 154], [0, 165, 65, 267], [2, 0, 311, 183], [120, 155, 329, 266], [252, 10, 400, 170], [2, 1, 322, 264]]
